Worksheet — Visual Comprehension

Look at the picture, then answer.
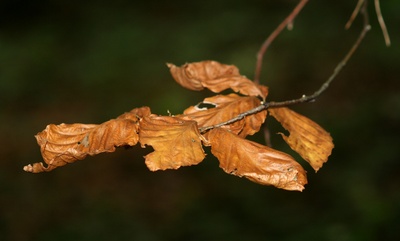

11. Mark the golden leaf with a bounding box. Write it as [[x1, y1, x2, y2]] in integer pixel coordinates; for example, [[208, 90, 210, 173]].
[[181, 93, 267, 137], [208, 128, 307, 191], [139, 115, 207, 171], [269, 107, 334, 172], [167, 60, 268, 99]]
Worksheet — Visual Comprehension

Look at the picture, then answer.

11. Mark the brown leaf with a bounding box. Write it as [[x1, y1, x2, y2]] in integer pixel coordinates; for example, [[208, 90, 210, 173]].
[[269, 107, 334, 172], [116, 106, 151, 120], [207, 128, 307, 191], [139, 115, 207, 171], [25, 121, 139, 173], [167, 61, 268, 99], [24, 107, 150, 173], [181, 93, 267, 137]]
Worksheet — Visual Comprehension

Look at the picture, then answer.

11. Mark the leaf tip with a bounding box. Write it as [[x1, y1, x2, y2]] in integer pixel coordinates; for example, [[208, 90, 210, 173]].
[[23, 164, 33, 173], [166, 62, 175, 68], [23, 162, 53, 173]]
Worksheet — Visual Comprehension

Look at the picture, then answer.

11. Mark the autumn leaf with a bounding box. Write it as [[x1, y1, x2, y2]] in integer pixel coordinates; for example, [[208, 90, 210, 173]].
[[269, 107, 334, 172], [207, 128, 307, 191], [139, 115, 207, 171], [116, 106, 151, 120], [24, 107, 150, 173], [167, 60, 268, 99], [181, 93, 267, 137], [25, 121, 138, 173]]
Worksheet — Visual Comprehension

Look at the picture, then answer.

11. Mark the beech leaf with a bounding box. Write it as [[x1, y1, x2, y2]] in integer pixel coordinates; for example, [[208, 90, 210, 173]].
[[24, 107, 150, 173], [139, 115, 207, 171], [208, 128, 307, 191], [26, 121, 138, 173], [167, 60, 268, 99], [181, 93, 267, 137], [116, 106, 151, 120], [269, 107, 334, 172]]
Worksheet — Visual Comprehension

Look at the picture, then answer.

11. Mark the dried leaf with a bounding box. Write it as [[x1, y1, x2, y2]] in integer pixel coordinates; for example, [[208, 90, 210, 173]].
[[139, 115, 207, 171], [167, 61, 268, 99], [24, 107, 150, 173], [269, 107, 334, 172], [116, 106, 151, 120], [208, 128, 307, 191], [25, 121, 138, 173], [181, 93, 267, 137]]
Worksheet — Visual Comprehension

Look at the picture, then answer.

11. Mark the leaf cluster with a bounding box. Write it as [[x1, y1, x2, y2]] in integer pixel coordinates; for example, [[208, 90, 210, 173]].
[[25, 61, 334, 191]]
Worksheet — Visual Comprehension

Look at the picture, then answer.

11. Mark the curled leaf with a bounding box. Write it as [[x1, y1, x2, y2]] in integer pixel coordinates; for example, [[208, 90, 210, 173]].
[[116, 106, 151, 120], [25, 121, 139, 173], [167, 61, 268, 99], [181, 93, 267, 137], [208, 128, 307, 191], [24, 107, 150, 173], [139, 115, 207, 171], [269, 107, 334, 172]]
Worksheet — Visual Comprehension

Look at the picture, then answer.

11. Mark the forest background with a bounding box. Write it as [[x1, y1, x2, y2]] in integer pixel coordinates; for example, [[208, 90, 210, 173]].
[[0, 0, 399, 240]]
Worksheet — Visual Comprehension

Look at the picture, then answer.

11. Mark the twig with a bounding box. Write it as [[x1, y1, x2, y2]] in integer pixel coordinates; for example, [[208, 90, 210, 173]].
[[254, 0, 308, 84], [345, 0, 364, 29], [200, 105, 266, 132], [264, 2, 370, 108], [200, 1, 371, 134], [346, 0, 390, 46], [374, 0, 391, 46]]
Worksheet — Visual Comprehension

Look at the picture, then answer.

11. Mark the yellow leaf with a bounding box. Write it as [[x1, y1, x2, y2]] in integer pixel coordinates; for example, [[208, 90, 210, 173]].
[[139, 115, 207, 171], [269, 107, 334, 172]]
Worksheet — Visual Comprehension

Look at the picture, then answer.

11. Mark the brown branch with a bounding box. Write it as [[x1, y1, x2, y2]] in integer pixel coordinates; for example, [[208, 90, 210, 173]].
[[374, 0, 391, 46], [254, 0, 308, 84], [264, 1, 370, 108], [346, 0, 390, 46], [345, 0, 364, 29], [200, 1, 371, 134]]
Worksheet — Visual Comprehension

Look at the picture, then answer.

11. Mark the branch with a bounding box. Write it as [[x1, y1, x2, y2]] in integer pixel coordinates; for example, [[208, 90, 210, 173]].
[[345, 0, 390, 46], [345, 0, 364, 30], [264, 0, 370, 108], [374, 0, 391, 46], [254, 0, 308, 84], [200, 1, 371, 134]]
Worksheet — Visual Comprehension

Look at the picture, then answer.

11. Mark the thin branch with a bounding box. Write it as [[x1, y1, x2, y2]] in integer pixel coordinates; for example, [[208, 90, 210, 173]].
[[254, 0, 308, 84], [374, 0, 391, 46], [345, 0, 364, 29], [263, 127, 272, 147], [346, 0, 390, 46], [199, 105, 266, 133], [200, 1, 371, 134], [265, 2, 370, 108]]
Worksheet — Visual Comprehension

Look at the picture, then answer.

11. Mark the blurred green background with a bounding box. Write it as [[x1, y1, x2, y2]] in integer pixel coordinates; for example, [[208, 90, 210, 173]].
[[1, 0, 399, 240]]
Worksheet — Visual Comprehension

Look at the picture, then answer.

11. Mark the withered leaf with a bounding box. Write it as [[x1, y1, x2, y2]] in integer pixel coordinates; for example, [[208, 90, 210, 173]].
[[116, 106, 151, 120], [139, 115, 207, 171], [25, 107, 150, 173], [207, 128, 307, 191], [167, 61, 268, 99], [269, 107, 334, 172], [181, 93, 267, 138], [25, 119, 140, 173]]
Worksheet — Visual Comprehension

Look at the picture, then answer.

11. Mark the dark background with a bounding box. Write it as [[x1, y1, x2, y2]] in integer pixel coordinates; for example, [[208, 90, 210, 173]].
[[1, 0, 399, 240]]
